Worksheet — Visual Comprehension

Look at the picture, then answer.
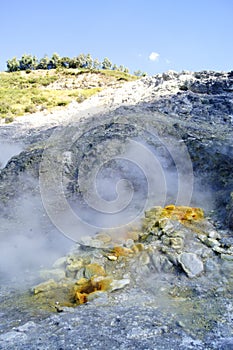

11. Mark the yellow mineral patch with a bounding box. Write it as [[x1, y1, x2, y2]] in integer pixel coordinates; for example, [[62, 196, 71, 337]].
[[76, 277, 88, 285], [162, 205, 204, 222], [112, 246, 134, 257], [73, 276, 112, 304], [84, 263, 106, 277], [75, 291, 88, 304], [125, 231, 140, 241], [31, 203, 208, 310], [132, 243, 144, 253]]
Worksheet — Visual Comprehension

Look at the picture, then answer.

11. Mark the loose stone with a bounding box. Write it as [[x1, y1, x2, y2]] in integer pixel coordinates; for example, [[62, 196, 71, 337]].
[[178, 252, 204, 278]]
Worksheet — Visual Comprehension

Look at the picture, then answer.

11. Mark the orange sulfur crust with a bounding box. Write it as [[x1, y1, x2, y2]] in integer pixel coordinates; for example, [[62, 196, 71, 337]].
[[162, 205, 204, 222]]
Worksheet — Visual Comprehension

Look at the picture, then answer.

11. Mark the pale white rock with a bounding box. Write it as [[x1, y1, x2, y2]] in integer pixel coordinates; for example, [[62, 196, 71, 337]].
[[208, 230, 221, 239], [110, 278, 130, 292], [178, 252, 204, 278]]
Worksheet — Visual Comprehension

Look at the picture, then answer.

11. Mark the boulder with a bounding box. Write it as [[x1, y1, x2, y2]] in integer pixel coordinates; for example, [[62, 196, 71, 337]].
[[178, 252, 204, 278]]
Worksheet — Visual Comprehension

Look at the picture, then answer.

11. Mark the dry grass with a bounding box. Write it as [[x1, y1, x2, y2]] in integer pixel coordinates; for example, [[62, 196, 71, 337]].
[[0, 69, 137, 122]]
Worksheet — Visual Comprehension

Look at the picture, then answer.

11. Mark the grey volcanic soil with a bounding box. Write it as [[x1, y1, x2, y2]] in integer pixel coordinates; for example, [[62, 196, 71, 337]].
[[0, 70, 233, 349]]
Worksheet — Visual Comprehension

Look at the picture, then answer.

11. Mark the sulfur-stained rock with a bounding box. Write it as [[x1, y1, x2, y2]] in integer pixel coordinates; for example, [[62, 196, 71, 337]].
[[84, 263, 106, 279], [145, 206, 163, 217], [66, 257, 83, 271], [126, 231, 140, 241], [73, 275, 113, 304], [66, 257, 84, 278], [32, 279, 58, 295], [28, 203, 233, 311], [132, 243, 144, 253], [76, 277, 88, 285], [142, 205, 204, 242], [111, 246, 134, 257], [178, 253, 204, 278], [162, 205, 204, 222], [170, 237, 184, 251]]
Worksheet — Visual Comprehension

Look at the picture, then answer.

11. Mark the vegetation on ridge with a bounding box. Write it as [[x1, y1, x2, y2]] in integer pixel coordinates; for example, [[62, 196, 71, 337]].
[[6, 52, 147, 77], [0, 65, 139, 122]]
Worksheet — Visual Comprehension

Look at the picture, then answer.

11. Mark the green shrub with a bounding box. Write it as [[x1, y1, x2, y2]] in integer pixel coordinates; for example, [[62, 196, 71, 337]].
[[31, 95, 48, 104], [24, 105, 37, 113], [57, 100, 69, 106]]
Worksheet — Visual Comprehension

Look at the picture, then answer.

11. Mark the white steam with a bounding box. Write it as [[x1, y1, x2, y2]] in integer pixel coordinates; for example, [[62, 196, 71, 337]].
[[0, 123, 214, 283], [0, 141, 24, 168], [0, 190, 71, 283]]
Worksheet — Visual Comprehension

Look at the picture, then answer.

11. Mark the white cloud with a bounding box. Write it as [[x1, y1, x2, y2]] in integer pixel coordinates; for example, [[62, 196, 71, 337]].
[[149, 52, 159, 61]]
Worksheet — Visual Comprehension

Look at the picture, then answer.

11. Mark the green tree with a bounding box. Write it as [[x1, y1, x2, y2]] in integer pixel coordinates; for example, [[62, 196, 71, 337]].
[[37, 55, 50, 69], [69, 54, 87, 69], [51, 52, 61, 68], [102, 57, 112, 70], [118, 65, 124, 72], [76, 53, 86, 68], [19, 54, 38, 70], [134, 70, 147, 77], [69, 57, 79, 68], [93, 58, 101, 70], [60, 56, 71, 68], [7, 57, 20, 72], [112, 64, 118, 70], [85, 53, 93, 69]]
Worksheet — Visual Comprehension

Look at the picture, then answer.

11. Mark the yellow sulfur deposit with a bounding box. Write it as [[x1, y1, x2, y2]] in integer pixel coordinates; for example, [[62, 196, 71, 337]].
[[111, 246, 134, 257], [73, 276, 112, 304], [31, 204, 208, 310], [161, 205, 204, 222], [84, 263, 106, 278]]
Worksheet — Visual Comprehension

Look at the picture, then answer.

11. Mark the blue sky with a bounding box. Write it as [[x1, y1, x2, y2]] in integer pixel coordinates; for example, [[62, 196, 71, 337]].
[[1, 0, 232, 75]]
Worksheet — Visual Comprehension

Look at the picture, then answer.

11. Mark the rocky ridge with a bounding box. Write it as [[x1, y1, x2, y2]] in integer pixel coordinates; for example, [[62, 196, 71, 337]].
[[1, 70, 232, 227], [1, 70, 232, 136]]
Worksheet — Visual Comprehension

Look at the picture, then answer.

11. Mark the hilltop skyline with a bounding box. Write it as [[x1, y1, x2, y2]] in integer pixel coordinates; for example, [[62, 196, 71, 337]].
[[1, 0, 232, 75]]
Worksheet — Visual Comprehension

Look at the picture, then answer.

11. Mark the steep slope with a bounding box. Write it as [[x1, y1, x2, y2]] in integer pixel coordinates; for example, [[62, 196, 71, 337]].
[[0, 70, 232, 227]]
